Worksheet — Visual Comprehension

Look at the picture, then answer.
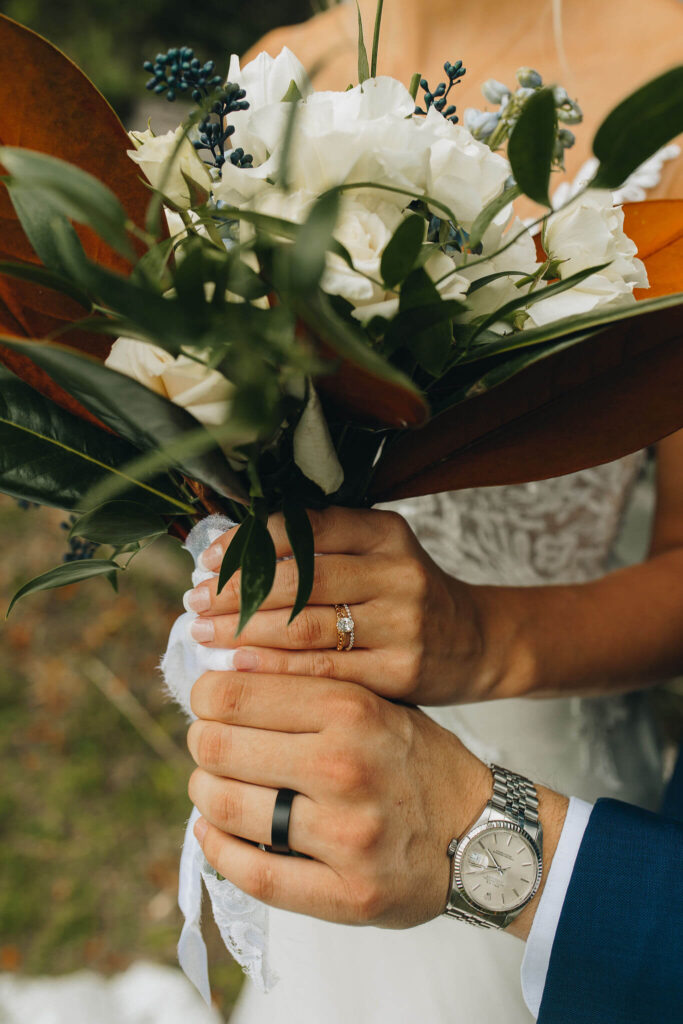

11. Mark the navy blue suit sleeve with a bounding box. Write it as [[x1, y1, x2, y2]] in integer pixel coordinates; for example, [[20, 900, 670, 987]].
[[538, 798, 683, 1024]]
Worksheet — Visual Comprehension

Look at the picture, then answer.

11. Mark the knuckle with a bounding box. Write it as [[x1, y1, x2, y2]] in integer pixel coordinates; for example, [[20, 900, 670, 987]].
[[309, 650, 338, 679], [224, 571, 241, 608], [333, 687, 378, 727], [349, 808, 384, 854], [217, 784, 243, 832], [288, 610, 322, 648], [197, 722, 230, 771], [245, 859, 277, 904], [353, 879, 386, 924], [321, 747, 370, 795], [376, 509, 410, 546], [218, 674, 250, 721]]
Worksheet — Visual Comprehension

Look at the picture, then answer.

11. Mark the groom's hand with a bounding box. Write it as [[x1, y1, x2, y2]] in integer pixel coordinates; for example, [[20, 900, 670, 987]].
[[186, 671, 567, 933], [185, 507, 496, 707]]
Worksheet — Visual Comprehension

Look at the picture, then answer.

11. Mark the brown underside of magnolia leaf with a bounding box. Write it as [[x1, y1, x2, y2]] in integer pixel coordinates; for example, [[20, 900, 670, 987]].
[[370, 303, 683, 500]]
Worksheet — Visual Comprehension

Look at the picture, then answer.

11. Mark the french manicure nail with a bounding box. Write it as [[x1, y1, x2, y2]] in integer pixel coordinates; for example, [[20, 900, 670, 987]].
[[191, 617, 215, 643], [199, 544, 222, 572], [194, 817, 208, 843], [184, 586, 211, 613], [232, 649, 259, 671]]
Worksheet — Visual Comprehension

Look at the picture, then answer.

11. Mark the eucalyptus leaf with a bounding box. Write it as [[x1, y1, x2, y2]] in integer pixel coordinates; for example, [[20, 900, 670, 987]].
[[0, 259, 91, 308], [6, 189, 83, 275], [468, 262, 610, 343], [0, 367, 189, 511], [283, 499, 315, 621], [69, 501, 167, 546], [468, 183, 522, 251], [7, 559, 122, 618], [356, 1, 370, 84], [380, 215, 426, 288], [288, 190, 340, 294], [0, 337, 248, 502], [394, 268, 453, 375], [507, 88, 556, 207], [592, 66, 683, 189], [0, 147, 135, 260], [370, 0, 385, 79]]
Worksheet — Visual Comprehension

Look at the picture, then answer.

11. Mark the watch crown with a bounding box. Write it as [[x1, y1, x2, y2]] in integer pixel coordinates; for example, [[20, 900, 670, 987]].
[[447, 838, 458, 857]]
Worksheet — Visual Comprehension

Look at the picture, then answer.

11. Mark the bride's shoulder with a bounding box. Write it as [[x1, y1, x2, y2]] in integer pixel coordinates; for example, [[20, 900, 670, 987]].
[[241, 6, 353, 84]]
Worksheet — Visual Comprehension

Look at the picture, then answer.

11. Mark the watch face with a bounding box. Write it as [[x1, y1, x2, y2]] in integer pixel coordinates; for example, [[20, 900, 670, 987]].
[[457, 824, 540, 913]]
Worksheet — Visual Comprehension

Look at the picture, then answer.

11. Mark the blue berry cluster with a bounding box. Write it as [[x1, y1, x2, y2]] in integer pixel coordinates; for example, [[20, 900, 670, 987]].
[[143, 46, 253, 173], [60, 517, 98, 563], [144, 47, 222, 103], [415, 60, 467, 124], [194, 84, 254, 170]]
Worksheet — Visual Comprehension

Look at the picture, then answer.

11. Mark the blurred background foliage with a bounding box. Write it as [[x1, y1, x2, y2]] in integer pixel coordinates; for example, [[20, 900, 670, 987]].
[[1, 0, 322, 120]]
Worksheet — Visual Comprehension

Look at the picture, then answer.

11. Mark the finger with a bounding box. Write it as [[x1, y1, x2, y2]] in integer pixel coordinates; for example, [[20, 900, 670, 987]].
[[190, 602, 386, 651], [187, 719, 321, 794], [185, 553, 388, 617], [190, 670, 341, 732], [230, 646, 404, 696], [199, 506, 402, 572], [195, 819, 350, 921], [188, 769, 324, 858]]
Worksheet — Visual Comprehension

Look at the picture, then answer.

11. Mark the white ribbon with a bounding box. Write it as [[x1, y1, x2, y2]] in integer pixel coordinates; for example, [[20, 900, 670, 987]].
[[160, 515, 277, 1004]]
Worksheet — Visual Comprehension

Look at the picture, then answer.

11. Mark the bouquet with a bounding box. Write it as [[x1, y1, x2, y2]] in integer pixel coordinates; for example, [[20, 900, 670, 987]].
[[1, 6, 682, 632]]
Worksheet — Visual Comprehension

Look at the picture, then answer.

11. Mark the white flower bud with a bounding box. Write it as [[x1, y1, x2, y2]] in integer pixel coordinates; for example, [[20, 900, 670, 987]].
[[516, 67, 543, 89], [481, 79, 511, 105]]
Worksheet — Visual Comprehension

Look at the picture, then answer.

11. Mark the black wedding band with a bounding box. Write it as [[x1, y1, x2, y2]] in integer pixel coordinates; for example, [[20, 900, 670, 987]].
[[270, 788, 297, 854]]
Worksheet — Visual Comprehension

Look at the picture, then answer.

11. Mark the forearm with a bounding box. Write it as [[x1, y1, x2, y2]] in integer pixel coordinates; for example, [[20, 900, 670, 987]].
[[467, 546, 683, 701]]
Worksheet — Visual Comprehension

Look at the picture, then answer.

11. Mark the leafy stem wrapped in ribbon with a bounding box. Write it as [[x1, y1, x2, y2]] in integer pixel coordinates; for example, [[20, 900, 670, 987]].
[[0, 10, 682, 627]]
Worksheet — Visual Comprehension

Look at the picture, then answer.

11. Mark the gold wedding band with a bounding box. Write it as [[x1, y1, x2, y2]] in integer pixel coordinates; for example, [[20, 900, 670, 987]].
[[334, 603, 355, 651]]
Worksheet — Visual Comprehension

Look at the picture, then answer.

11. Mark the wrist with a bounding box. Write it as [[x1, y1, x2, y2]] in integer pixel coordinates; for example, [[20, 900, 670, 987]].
[[506, 786, 568, 940], [459, 584, 540, 703]]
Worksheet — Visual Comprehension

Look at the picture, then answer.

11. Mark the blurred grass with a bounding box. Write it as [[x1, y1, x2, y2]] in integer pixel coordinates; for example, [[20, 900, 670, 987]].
[[0, 496, 243, 1016]]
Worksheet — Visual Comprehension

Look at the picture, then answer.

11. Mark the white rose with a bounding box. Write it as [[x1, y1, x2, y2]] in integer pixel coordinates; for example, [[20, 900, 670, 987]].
[[527, 189, 648, 327], [323, 196, 405, 306], [127, 127, 212, 210], [105, 339, 234, 428], [457, 212, 539, 329], [292, 381, 344, 495]]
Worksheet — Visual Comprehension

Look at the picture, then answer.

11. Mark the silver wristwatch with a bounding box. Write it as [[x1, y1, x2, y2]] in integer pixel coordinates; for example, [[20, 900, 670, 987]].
[[444, 764, 543, 929]]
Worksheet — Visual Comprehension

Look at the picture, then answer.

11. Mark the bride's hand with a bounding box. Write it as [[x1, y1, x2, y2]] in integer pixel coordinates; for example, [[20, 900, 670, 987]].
[[187, 669, 494, 928], [185, 507, 496, 706]]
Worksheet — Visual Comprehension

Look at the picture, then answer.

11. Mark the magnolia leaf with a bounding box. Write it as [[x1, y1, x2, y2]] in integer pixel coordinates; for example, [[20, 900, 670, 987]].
[[283, 500, 315, 622], [371, 300, 683, 500], [623, 199, 683, 299], [508, 88, 556, 207], [7, 559, 122, 618], [0, 366, 187, 511], [381, 215, 426, 289], [0, 337, 248, 502], [592, 67, 683, 190], [69, 501, 167, 546]]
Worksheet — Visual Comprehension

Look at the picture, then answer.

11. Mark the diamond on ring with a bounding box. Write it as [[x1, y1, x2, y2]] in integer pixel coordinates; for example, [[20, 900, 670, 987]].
[[334, 603, 355, 651]]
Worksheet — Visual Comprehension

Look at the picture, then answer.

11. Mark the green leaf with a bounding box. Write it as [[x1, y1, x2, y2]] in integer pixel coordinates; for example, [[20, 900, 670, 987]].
[[7, 559, 122, 618], [592, 66, 683, 189], [356, 1, 370, 84], [0, 259, 91, 308], [238, 516, 276, 632], [394, 268, 453, 375], [216, 518, 250, 595], [0, 366, 189, 511], [288, 190, 340, 294], [69, 501, 167, 546], [468, 183, 522, 252], [0, 337, 248, 502], [5, 189, 83, 275], [0, 147, 135, 260], [468, 262, 610, 343], [466, 269, 533, 295], [507, 88, 556, 207], [380, 215, 426, 288], [283, 500, 315, 622]]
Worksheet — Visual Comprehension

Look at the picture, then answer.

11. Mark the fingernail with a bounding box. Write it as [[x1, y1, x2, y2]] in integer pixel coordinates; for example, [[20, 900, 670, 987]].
[[184, 586, 211, 613], [232, 649, 259, 671], [194, 817, 208, 843], [199, 544, 222, 572], [191, 618, 215, 643]]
